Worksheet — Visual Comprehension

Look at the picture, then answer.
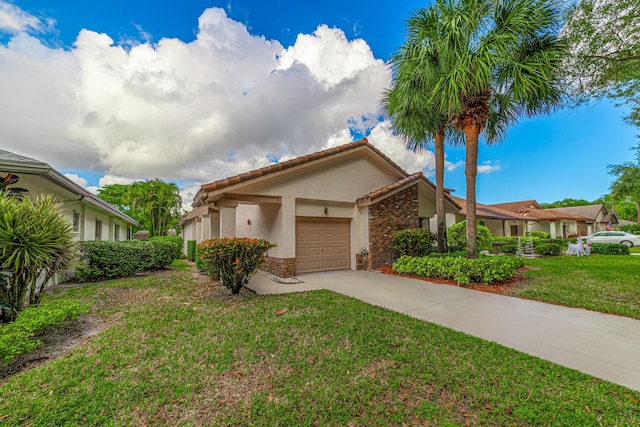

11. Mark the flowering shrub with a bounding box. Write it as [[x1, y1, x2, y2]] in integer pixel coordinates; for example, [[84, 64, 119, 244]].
[[197, 238, 276, 294]]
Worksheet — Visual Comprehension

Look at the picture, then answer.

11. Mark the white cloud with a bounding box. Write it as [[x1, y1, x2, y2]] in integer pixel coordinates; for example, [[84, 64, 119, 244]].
[[477, 162, 501, 174], [0, 6, 455, 208], [0, 1, 52, 34], [64, 173, 88, 188]]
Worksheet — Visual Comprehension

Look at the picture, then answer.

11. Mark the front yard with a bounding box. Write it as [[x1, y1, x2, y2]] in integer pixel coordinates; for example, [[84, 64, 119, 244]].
[[1, 259, 639, 426]]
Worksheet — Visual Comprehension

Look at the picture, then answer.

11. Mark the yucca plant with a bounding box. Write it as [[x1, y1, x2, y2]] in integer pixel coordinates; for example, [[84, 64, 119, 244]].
[[0, 191, 77, 321]]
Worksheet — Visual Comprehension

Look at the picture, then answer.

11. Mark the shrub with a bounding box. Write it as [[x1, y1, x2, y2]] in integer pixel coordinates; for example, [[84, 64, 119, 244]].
[[530, 230, 549, 239], [392, 229, 436, 257], [0, 299, 89, 363], [74, 241, 154, 281], [148, 240, 177, 269], [393, 255, 522, 285], [534, 243, 562, 256], [591, 243, 630, 255], [447, 221, 493, 251], [149, 236, 183, 259], [0, 192, 77, 320], [198, 238, 276, 294], [620, 224, 640, 234], [187, 240, 197, 261], [500, 244, 517, 254]]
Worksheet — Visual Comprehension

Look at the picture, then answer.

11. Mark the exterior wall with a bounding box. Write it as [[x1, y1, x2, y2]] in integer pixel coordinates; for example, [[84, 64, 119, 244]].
[[368, 184, 419, 268], [263, 257, 296, 278], [484, 219, 506, 236], [576, 220, 588, 236]]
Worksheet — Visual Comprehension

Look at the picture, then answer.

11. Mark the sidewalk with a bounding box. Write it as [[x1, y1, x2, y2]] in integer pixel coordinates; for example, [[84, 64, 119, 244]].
[[247, 270, 640, 391]]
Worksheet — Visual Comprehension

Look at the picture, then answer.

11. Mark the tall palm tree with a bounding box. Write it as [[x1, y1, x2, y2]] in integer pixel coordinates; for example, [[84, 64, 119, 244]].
[[401, 0, 565, 258], [383, 37, 460, 253]]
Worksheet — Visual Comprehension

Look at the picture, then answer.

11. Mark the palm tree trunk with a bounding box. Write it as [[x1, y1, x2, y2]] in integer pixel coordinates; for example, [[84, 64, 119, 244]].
[[435, 129, 448, 253], [464, 124, 480, 259]]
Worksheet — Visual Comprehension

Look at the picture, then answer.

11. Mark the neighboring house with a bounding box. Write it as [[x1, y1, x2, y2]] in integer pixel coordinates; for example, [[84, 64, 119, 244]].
[[182, 138, 460, 277], [489, 200, 591, 238], [550, 204, 618, 233], [1, 149, 140, 241], [446, 195, 537, 236]]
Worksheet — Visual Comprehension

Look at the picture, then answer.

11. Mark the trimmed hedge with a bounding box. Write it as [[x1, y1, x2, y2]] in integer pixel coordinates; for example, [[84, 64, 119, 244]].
[[73, 240, 175, 282], [534, 243, 562, 256], [187, 240, 197, 261], [149, 236, 183, 260], [591, 243, 630, 255], [392, 229, 436, 257], [393, 255, 523, 285]]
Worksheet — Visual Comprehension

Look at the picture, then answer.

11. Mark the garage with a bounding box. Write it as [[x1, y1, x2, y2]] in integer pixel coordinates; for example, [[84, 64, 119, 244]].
[[295, 217, 351, 274]]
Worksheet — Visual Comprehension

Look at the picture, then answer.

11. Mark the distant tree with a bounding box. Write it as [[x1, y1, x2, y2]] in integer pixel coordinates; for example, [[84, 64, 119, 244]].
[[608, 163, 640, 225], [98, 179, 182, 237], [540, 198, 592, 208], [563, 0, 640, 126], [593, 194, 638, 222]]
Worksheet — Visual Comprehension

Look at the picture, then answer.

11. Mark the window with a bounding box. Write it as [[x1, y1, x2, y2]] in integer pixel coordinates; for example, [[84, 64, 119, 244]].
[[127, 227, 132, 240], [72, 212, 81, 233], [95, 219, 102, 241], [114, 224, 120, 241]]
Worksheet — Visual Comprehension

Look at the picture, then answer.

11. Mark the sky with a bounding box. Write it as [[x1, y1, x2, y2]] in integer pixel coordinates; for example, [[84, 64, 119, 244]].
[[0, 0, 637, 211]]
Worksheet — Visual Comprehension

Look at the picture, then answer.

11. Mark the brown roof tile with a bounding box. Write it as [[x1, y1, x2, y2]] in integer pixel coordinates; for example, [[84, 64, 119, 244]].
[[356, 172, 423, 203], [200, 138, 406, 194], [451, 196, 536, 221]]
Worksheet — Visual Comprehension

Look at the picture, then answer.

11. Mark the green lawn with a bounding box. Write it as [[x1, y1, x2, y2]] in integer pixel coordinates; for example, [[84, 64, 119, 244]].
[[1, 260, 638, 426], [518, 255, 640, 319]]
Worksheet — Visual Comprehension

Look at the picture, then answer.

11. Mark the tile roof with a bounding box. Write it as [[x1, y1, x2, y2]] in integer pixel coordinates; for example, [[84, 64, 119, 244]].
[[551, 204, 606, 221], [200, 138, 407, 194], [490, 200, 541, 212], [356, 172, 422, 204], [451, 196, 535, 221], [489, 200, 590, 221]]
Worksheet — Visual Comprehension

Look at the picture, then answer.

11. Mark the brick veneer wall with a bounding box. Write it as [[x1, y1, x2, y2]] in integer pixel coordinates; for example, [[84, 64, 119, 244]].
[[577, 220, 587, 236], [262, 256, 296, 278], [368, 184, 420, 268]]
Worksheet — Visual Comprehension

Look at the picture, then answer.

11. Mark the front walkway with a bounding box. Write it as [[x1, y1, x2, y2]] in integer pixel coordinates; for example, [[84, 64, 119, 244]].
[[247, 270, 640, 391]]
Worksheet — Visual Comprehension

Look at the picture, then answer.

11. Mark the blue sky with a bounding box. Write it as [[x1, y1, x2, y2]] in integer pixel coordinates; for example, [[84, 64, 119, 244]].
[[0, 0, 636, 208]]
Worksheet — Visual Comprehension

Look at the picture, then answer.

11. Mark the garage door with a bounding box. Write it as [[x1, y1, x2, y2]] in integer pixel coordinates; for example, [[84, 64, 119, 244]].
[[296, 217, 351, 274]]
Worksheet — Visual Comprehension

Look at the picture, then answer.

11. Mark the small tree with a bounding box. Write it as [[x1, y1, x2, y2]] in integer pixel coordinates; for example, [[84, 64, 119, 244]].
[[197, 238, 276, 294], [0, 192, 77, 320], [447, 221, 492, 252]]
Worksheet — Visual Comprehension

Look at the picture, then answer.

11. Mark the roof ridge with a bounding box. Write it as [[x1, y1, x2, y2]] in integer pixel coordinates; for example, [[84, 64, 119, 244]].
[[200, 138, 409, 194]]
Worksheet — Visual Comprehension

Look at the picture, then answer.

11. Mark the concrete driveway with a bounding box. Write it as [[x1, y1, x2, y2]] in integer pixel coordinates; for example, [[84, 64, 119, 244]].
[[248, 270, 640, 391]]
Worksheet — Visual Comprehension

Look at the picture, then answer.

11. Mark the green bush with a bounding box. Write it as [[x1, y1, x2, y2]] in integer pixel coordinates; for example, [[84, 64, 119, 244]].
[[392, 229, 436, 257], [447, 221, 493, 251], [187, 240, 197, 261], [591, 243, 630, 255], [149, 236, 183, 259], [393, 255, 522, 285], [198, 238, 276, 294], [620, 224, 640, 234], [534, 243, 562, 256], [0, 299, 89, 363], [0, 192, 77, 320], [539, 238, 568, 246], [500, 244, 517, 254], [148, 240, 177, 269], [74, 241, 154, 281], [530, 230, 549, 239]]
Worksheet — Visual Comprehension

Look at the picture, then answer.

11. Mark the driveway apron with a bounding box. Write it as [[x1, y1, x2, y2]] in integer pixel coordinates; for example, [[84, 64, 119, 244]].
[[294, 270, 640, 391]]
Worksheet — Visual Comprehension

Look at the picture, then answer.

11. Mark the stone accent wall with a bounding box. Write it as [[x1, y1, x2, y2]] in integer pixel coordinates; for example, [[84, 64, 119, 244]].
[[368, 184, 420, 268], [263, 256, 296, 278], [577, 220, 588, 236]]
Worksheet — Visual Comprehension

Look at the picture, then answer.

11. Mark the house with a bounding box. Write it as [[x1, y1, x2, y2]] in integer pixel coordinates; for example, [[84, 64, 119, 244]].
[[446, 195, 536, 236], [489, 200, 591, 238], [1, 149, 140, 241], [182, 138, 460, 277], [549, 204, 618, 233]]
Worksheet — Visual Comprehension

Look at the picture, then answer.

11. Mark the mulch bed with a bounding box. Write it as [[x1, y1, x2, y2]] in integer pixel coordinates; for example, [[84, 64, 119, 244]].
[[373, 264, 532, 296]]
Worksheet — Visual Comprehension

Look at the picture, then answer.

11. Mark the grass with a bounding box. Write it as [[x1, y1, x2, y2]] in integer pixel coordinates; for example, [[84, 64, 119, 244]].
[[1, 260, 639, 426], [517, 255, 640, 318]]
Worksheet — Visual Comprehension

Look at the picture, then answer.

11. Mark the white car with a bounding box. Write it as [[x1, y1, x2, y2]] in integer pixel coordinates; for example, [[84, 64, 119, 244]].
[[587, 231, 640, 247]]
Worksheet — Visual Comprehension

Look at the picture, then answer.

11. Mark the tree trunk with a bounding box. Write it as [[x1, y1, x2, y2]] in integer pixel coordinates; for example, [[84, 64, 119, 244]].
[[464, 124, 480, 259], [435, 129, 448, 253]]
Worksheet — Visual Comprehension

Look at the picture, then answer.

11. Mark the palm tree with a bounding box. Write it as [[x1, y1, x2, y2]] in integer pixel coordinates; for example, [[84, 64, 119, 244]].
[[400, 0, 565, 258]]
